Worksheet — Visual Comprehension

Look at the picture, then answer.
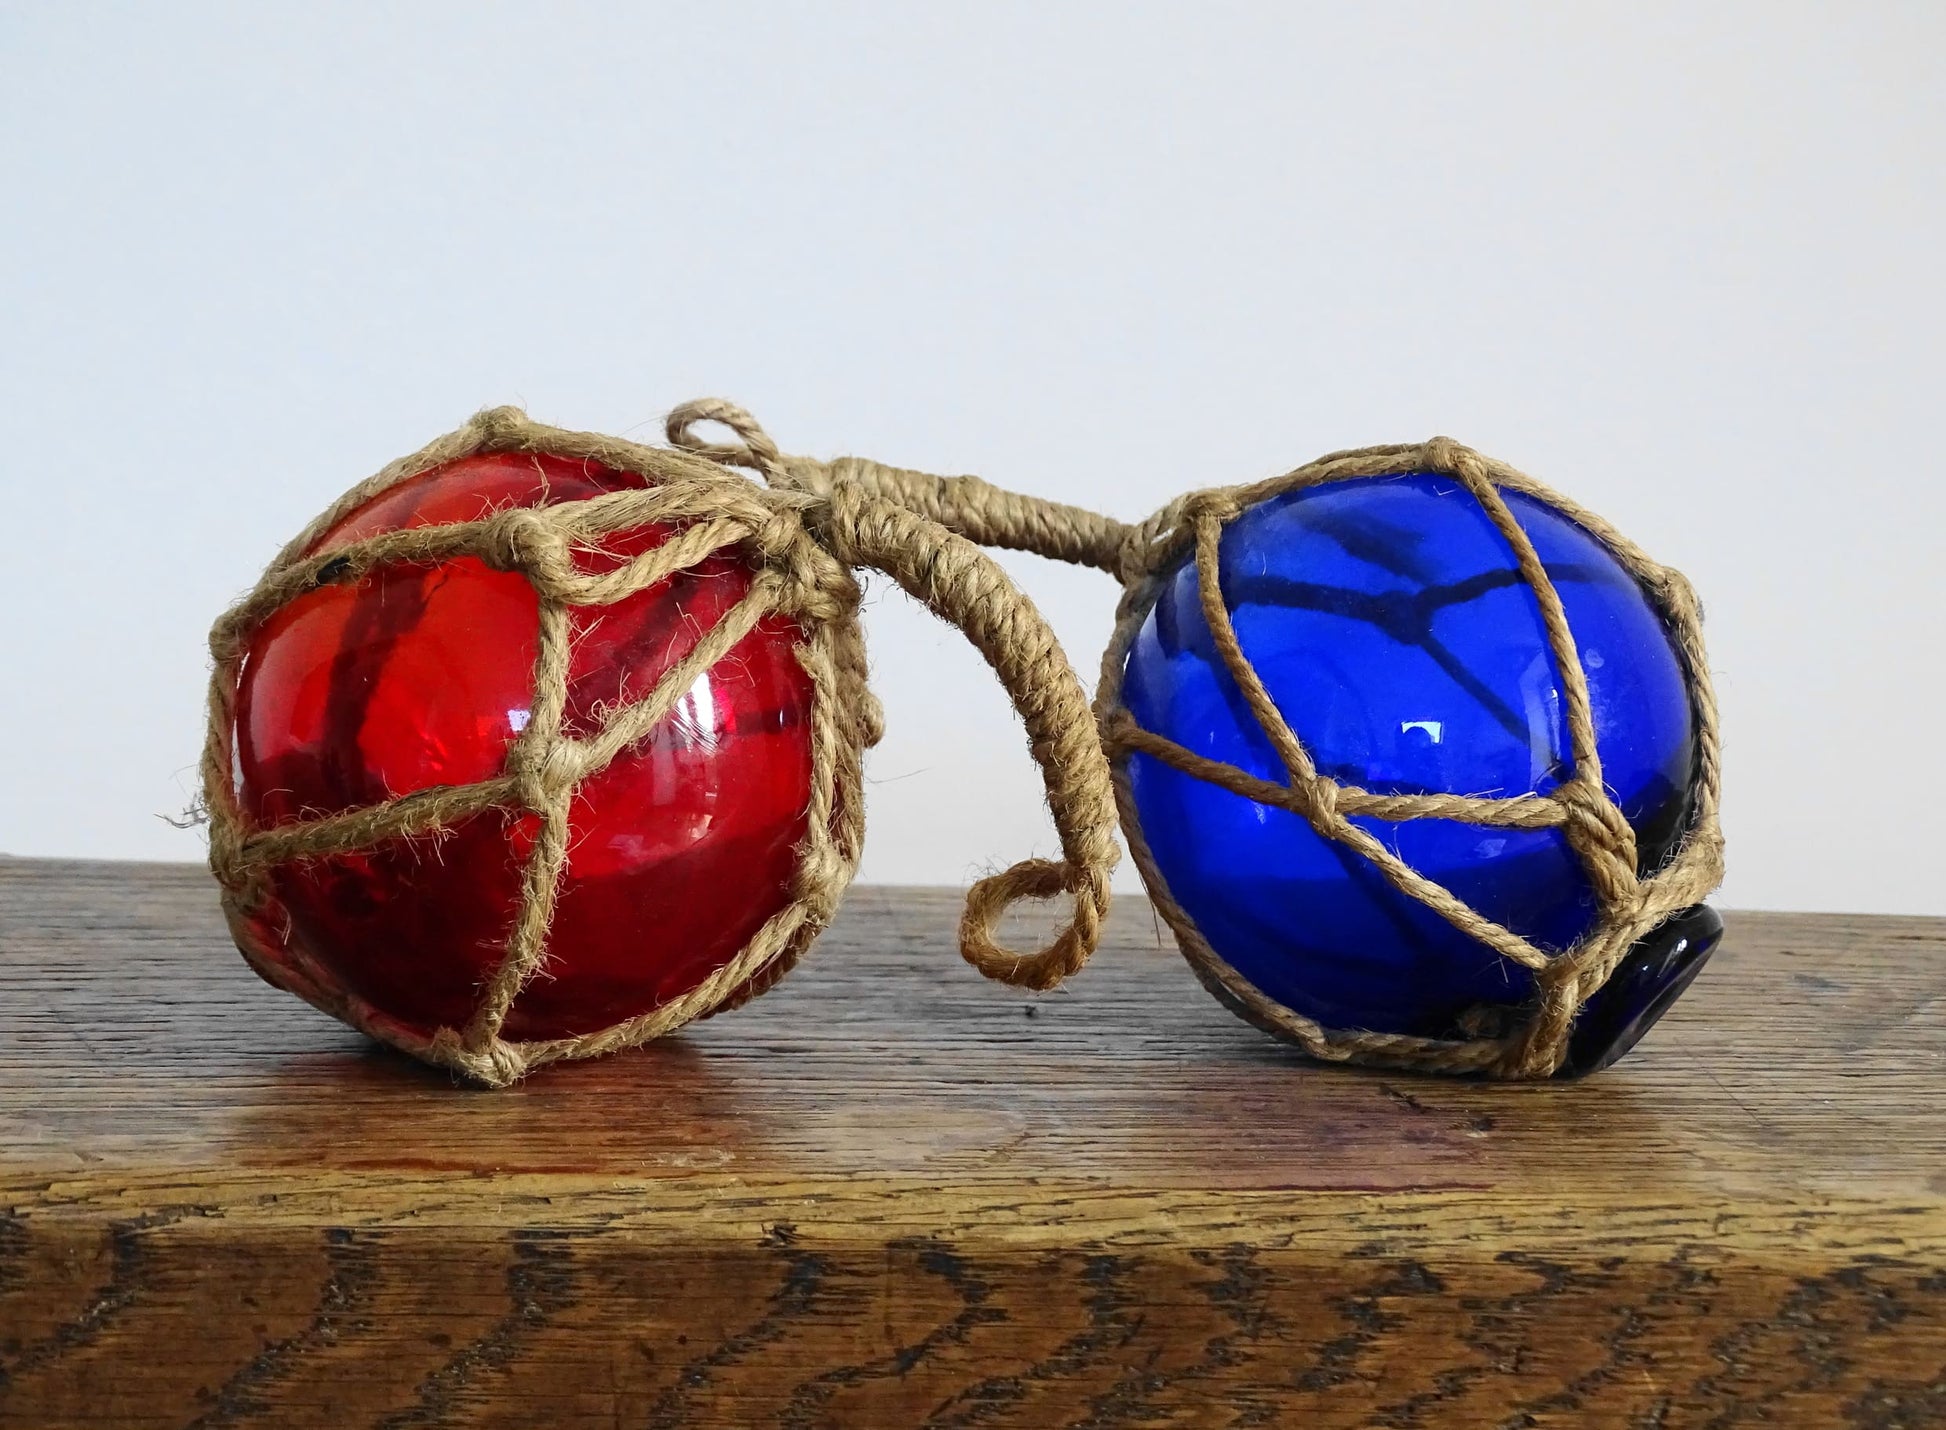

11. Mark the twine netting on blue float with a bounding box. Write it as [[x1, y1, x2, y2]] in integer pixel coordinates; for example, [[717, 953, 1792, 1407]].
[[1097, 436, 1725, 1078]]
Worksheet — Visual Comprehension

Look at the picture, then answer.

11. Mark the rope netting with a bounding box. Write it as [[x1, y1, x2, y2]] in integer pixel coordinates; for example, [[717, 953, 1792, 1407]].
[[203, 403, 1119, 1086], [207, 401, 1719, 1084]]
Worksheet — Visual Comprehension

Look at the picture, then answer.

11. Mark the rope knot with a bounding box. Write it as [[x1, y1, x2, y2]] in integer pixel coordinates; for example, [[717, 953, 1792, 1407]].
[[1422, 435, 1483, 480], [1558, 780, 1641, 909], [852, 686, 887, 747], [481, 507, 567, 579], [430, 1028, 529, 1089], [469, 405, 532, 445], [753, 505, 809, 560], [1650, 564, 1704, 625], [207, 818, 249, 891], [791, 844, 850, 922], [812, 481, 869, 569], [1181, 490, 1242, 531], [508, 737, 585, 809]]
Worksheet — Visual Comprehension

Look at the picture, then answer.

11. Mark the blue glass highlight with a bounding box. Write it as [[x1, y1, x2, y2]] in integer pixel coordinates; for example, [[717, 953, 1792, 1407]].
[[1123, 473, 1700, 1048]]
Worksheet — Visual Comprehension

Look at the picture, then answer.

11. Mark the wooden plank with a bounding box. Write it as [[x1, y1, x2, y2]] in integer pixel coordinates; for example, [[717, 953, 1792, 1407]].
[[0, 857, 1940, 1427]]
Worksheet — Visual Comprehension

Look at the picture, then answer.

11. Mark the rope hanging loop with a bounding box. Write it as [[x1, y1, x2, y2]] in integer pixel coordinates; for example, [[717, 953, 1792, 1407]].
[[202, 402, 1120, 1087]]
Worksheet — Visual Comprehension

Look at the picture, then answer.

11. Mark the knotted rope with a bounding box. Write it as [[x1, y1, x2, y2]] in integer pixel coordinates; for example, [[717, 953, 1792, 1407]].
[[738, 429, 1724, 1079], [204, 403, 1119, 1087]]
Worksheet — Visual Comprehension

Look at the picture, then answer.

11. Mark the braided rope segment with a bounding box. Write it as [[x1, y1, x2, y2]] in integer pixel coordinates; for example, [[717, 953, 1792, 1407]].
[[204, 404, 1120, 1086], [666, 400, 1119, 991]]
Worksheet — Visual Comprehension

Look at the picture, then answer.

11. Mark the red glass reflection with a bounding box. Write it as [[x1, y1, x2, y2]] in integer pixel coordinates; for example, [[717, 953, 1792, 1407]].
[[232, 451, 814, 1040]]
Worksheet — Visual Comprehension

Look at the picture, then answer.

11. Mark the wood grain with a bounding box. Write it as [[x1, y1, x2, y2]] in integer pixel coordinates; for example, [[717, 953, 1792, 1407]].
[[0, 857, 1940, 1427]]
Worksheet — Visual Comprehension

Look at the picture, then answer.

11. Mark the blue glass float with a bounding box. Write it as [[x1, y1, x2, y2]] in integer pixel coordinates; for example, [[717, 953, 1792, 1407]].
[[1121, 473, 1711, 1074]]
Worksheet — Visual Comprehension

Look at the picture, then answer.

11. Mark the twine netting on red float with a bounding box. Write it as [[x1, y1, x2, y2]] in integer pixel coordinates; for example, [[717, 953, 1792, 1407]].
[[203, 402, 1119, 1087]]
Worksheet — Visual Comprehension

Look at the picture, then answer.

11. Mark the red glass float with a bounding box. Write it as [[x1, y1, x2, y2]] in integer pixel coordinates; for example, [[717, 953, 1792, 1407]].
[[229, 450, 816, 1046]]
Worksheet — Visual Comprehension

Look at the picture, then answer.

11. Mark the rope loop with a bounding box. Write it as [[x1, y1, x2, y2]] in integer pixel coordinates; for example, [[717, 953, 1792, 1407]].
[[959, 858, 1106, 992], [665, 397, 789, 485]]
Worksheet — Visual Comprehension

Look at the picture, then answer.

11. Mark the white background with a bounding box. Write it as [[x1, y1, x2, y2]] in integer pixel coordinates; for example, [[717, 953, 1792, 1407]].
[[2, 3, 1941, 914]]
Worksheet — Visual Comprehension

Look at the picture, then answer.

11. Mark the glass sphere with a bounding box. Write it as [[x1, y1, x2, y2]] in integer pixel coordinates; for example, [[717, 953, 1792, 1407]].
[[1122, 473, 1706, 1063], [232, 452, 816, 1041]]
